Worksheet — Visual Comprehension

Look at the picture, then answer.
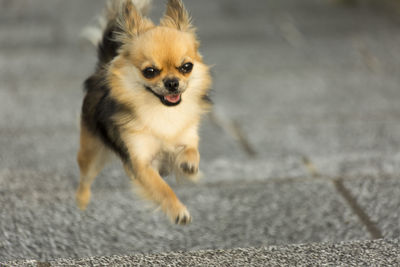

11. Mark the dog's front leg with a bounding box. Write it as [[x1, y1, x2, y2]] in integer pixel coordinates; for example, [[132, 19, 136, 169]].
[[175, 124, 201, 180], [123, 134, 191, 225], [176, 147, 200, 177]]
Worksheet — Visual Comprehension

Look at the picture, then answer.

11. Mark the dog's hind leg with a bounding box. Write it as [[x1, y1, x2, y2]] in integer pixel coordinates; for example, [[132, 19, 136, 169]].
[[76, 124, 109, 210]]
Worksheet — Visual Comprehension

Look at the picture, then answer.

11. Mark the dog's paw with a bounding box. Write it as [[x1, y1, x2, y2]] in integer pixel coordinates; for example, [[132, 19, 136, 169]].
[[180, 162, 198, 175], [176, 148, 199, 176], [174, 206, 192, 225], [165, 201, 192, 225], [76, 185, 91, 211]]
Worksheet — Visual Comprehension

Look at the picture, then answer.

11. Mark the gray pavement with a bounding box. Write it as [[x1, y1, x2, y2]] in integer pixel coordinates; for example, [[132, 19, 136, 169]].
[[1, 0, 400, 265], [5, 239, 400, 266]]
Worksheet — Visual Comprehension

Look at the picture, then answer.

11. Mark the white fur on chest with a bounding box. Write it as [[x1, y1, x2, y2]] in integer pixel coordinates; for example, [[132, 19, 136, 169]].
[[137, 99, 198, 139]]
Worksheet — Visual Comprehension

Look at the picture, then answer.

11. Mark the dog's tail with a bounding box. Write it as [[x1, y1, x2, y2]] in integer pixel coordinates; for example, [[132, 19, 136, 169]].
[[82, 0, 152, 67]]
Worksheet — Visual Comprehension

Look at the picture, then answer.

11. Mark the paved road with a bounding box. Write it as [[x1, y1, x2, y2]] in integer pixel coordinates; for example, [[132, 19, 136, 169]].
[[6, 239, 400, 266], [1, 0, 400, 264]]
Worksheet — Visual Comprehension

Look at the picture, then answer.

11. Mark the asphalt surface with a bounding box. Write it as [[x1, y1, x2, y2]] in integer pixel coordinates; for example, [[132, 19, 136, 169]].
[[5, 239, 400, 266], [1, 0, 400, 265]]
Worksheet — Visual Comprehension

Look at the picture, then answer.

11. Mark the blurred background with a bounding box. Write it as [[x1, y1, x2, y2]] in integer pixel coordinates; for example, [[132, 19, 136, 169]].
[[1, 0, 400, 262]]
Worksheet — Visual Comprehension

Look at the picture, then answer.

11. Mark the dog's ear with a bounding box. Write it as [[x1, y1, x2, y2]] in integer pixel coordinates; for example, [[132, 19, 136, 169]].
[[160, 0, 194, 33], [114, 0, 153, 43]]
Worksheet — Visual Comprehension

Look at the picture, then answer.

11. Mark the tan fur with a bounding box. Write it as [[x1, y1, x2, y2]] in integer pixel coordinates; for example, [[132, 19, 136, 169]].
[[76, 124, 110, 210], [113, 0, 155, 44], [76, 0, 211, 225]]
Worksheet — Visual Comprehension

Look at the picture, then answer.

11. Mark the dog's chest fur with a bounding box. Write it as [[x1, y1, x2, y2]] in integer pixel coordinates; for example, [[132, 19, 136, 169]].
[[135, 100, 199, 140]]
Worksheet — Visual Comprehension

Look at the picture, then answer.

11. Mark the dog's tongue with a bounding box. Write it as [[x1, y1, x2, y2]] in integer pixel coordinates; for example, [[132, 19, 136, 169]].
[[164, 94, 181, 103]]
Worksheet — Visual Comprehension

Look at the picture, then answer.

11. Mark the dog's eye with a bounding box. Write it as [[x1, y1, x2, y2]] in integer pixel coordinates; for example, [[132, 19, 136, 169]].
[[142, 67, 160, 79], [179, 62, 193, 74]]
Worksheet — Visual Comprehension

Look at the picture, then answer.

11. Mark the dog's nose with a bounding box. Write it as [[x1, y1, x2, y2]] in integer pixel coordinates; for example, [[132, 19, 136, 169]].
[[164, 78, 179, 92]]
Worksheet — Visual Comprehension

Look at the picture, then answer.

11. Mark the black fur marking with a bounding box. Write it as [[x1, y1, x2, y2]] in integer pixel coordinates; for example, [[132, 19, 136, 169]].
[[81, 16, 133, 163], [95, 91, 131, 163], [97, 23, 122, 69], [82, 74, 132, 163], [202, 93, 213, 105]]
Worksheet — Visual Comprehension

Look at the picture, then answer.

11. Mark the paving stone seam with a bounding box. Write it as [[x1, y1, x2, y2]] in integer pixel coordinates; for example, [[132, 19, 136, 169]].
[[332, 179, 383, 239], [301, 155, 384, 239], [208, 111, 257, 158]]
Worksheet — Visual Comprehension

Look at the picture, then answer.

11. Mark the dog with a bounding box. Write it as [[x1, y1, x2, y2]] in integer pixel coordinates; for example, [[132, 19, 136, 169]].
[[76, 0, 212, 225]]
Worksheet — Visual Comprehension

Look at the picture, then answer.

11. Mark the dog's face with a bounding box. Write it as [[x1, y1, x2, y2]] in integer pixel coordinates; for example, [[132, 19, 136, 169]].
[[115, 0, 204, 107], [130, 27, 200, 106]]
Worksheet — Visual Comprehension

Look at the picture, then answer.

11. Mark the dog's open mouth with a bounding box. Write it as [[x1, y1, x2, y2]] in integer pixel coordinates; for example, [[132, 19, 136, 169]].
[[145, 86, 182, 107], [163, 94, 181, 105]]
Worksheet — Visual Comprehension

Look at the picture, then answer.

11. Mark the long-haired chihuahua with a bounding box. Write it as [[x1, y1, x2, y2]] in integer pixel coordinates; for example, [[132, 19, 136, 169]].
[[76, 0, 212, 225]]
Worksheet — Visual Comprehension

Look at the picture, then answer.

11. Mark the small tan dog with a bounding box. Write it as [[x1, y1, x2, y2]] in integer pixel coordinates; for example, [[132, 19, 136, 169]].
[[76, 0, 212, 225]]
